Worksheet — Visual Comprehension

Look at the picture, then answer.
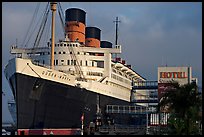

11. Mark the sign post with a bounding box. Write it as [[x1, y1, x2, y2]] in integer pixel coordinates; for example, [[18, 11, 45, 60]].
[[81, 113, 84, 135]]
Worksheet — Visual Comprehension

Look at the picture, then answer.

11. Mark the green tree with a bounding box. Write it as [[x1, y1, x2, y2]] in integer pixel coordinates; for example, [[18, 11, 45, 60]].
[[158, 82, 202, 135]]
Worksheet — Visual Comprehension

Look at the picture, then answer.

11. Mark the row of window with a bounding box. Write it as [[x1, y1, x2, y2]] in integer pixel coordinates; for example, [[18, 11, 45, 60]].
[[39, 51, 104, 56], [40, 51, 85, 55], [111, 74, 131, 85], [107, 81, 130, 93], [34, 59, 97, 67], [54, 59, 95, 67], [48, 42, 79, 47], [87, 72, 103, 77]]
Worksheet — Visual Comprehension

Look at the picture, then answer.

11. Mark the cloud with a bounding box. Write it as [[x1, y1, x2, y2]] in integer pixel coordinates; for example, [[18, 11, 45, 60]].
[[119, 15, 132, 25]]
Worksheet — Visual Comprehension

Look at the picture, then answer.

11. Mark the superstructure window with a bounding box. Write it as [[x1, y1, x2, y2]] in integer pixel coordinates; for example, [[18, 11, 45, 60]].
[[92, 61, 94, 67], [112, 69, 117, 73], [64, 44, 66, 46], [119, 72, 123, 76], [35, 60, 40, 65], [97, 61, 104, 68], [61, 60, 64, 65], [56, 60, 58, 65], [54, 52, 56, 54], [80, 60, 82, 66], [86, 61, 88, 66], [67, 60, 70, 65], [87, 72, 103, 77], [63, 51, 66, 54], [74, 60, 76, 65], [59, 52, 61, 54]]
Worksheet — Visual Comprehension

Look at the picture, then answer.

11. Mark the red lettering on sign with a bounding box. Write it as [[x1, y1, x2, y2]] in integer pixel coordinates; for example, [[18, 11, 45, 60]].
[[167, 72, 172, 78], [160, 71, 188, 79], [173, 72, 177, 78], [177, 72, 181, 78], [183, 72, 187, 78], [164, 72, 168, 78], [160, 72, 164, 78]]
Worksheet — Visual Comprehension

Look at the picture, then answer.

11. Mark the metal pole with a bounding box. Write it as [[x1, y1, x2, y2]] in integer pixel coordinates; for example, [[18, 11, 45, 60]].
[[113, 17, 121, 59], [50, 2, 57, 69], [81, 120, 83, 135], [146, 88, 149, 134], [81, 113, 84, 135]]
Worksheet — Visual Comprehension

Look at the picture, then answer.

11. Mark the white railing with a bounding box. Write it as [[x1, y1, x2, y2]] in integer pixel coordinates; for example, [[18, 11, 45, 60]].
[[106, 105, 156, 114]]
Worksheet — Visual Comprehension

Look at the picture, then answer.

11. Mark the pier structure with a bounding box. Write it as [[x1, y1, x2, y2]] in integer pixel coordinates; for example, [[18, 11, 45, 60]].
[[97, 81, 159, 135], [131, 80, 169, 134], [103, 81, 169, 135]]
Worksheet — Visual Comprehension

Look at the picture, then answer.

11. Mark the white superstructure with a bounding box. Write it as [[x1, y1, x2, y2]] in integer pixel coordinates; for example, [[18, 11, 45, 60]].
[[5, 38, 145, 102]]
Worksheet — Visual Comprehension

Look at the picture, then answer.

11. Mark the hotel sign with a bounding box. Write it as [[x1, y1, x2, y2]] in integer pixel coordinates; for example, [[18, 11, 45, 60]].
[[158, 67, 193, 101], [158, 67, 191, 85], [160, 72, 188, 79]]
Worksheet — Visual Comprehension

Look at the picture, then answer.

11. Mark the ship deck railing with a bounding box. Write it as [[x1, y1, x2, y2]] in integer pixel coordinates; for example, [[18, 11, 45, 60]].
[[132, 81, 158, 90], [106, 105, 156, 114], [98, 125, 146, 134]]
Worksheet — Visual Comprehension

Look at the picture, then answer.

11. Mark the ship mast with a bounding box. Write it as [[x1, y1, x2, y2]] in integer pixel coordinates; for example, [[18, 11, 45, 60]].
[[113, 17, 121, 59], [114, 17, 121, 45], [50, 2, 57, 69]]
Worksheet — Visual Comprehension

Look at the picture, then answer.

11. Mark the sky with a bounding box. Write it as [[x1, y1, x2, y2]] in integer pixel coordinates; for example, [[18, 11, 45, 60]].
[[2, 2, 202, 123]]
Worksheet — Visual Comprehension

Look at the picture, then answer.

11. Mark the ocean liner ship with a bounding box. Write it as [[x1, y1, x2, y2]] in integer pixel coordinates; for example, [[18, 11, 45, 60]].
[[4, 2, 146, 130]]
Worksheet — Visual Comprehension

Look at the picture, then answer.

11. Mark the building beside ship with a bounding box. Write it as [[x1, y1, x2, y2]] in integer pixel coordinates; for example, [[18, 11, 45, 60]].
[[148, 66, 198, 129], [158, 66, 198, 100]]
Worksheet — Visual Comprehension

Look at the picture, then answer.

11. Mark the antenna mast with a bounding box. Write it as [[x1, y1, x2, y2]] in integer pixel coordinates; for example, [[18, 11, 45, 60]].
[[113, 17, 121, 45], [50, 2, 57, 69]]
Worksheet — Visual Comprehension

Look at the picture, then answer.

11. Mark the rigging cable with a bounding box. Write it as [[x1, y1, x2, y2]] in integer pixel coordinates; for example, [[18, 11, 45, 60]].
[[22, 3, 40, 47], [42, 13, 51, 47], [35, 9, 50, 48], [33, 2, 50, 48], [58, 2, 65, 36], [24, 4, 47, 48]]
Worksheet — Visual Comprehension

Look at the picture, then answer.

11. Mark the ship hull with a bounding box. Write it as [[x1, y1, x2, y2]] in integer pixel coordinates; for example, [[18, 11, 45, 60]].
[[10, 72, 135, 129]]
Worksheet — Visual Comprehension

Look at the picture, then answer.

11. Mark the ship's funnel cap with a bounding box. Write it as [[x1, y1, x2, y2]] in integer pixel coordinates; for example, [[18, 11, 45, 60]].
[[85, 27, 101, 40], [101, 41, 112, 48], [65, 8, 86, 24]]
